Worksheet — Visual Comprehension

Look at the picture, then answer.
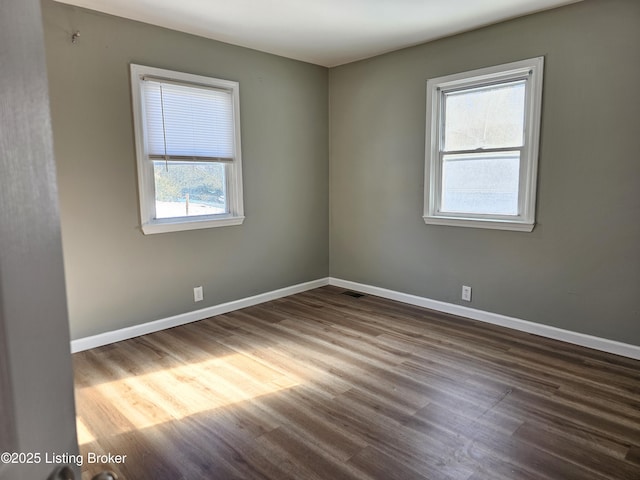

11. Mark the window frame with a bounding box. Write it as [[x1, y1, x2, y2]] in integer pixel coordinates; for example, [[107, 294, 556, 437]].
[[130, 64, 244, 235], [423, 57, 544, 232]]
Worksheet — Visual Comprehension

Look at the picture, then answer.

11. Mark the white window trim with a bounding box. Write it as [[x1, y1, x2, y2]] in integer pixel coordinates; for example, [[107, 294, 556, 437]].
[[130, 64, 244, 235], [423, 57, 544, 232]]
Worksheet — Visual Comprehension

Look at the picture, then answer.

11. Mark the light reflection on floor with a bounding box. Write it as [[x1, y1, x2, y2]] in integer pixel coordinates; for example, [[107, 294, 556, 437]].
[[76, 353, 302, 445]]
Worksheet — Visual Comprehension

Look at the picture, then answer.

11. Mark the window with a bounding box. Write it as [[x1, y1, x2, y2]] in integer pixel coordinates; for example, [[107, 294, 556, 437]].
[[130, 64, 244, 234], [424, 57, 544, 232]]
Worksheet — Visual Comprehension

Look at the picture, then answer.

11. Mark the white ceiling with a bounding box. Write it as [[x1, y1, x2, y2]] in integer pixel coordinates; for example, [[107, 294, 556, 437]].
[[55, 0, 582, 67]]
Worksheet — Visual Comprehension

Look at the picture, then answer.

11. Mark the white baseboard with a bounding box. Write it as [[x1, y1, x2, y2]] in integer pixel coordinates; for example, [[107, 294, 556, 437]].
[[71, 275, 640, 361], [329, 277, 640, 361], [70, 278, 330, 353]]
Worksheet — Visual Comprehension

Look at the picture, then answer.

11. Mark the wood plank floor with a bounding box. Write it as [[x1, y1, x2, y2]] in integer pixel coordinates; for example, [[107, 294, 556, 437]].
[[73, 286, 640, 480]]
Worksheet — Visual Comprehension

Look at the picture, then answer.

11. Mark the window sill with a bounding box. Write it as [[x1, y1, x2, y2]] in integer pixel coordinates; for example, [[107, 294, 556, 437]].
[[423, 215, 534, 232], [141, 215, 245, 235]]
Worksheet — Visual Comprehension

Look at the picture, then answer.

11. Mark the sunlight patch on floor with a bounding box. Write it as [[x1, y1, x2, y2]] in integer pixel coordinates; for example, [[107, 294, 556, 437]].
[[76, 353, 302, 445], [76, 417, 96, 445]]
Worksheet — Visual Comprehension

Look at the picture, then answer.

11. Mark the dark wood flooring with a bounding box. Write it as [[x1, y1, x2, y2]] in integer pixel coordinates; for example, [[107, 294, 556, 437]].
[[73, 286, 640, 480]]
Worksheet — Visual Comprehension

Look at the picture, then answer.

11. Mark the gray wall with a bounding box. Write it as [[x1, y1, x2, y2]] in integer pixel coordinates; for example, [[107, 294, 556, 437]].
[[1, 0, 79, 477], [43, 0, 639, 347], [42, 1, 329, 340], [329, 0, 640, 345]]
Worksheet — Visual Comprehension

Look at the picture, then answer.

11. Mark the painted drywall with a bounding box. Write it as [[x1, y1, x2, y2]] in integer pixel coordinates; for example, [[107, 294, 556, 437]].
[[329, 0, 640, 345], [42, 1, 329, 340], [43, 0, 639, 348], [0, 0, 79, 477]]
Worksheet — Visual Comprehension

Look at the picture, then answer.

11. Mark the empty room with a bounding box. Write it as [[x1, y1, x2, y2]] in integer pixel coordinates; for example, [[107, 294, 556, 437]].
[[1, 0, 639, 479]]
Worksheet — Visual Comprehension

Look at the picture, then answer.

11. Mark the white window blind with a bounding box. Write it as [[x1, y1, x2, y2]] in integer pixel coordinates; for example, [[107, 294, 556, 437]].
[[141, 78, 235, 161], [131, 64, 245, 234]]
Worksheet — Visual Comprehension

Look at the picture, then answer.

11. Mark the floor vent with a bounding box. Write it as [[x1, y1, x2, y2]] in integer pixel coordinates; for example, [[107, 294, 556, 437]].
[[342, 291, 365, 298]]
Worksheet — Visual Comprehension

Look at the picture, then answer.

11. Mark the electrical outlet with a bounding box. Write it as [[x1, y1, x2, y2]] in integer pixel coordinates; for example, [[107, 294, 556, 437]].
[[194, 286, 204, 302], [462, 285, 472, 302]]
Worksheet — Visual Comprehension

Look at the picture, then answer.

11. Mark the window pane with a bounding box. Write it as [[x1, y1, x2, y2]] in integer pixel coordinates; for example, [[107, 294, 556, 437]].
[[153, 161, 227, 219], [441, 152, 520, 215], [444, 81, 526, 151]]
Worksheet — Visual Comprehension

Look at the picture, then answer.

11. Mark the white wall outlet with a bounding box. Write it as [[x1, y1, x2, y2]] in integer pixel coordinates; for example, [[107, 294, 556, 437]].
[[194, 286, 204, 302], [462, 285, 472, 302]]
